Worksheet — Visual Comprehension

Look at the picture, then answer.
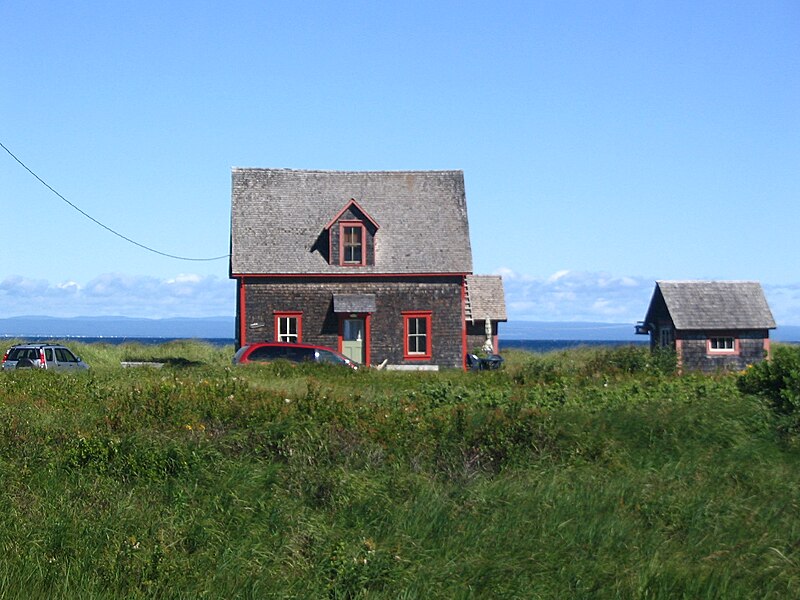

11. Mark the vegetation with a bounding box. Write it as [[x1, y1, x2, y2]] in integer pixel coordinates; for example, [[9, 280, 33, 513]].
[[0, 341, 799, 598]]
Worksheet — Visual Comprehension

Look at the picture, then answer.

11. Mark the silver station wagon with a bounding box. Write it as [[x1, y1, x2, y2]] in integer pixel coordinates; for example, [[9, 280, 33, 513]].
[[2, 344, 90, 371]]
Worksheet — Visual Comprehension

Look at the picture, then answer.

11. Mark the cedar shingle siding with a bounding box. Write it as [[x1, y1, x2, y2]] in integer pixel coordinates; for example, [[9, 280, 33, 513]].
[[230, 169, 495, 370], [638, 281, 776, 373], [240, 276, 464, 367]]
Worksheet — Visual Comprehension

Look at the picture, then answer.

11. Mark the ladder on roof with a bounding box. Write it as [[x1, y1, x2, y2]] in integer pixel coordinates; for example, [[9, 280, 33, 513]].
[[464, 277, 473, 322]]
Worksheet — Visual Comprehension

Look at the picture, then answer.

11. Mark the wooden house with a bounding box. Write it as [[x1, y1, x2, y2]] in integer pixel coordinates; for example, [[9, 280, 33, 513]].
[[636, 280, 776, 372], [229, 168, 505, 370]]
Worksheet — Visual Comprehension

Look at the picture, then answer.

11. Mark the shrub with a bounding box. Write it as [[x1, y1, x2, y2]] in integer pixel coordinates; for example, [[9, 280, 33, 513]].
[[737, 344, 800, 434]]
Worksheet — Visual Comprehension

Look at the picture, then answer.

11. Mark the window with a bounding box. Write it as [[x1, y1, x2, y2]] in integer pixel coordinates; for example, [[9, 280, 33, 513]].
[[708, 336, 737, 353], [274, 312, 302, 343], [340, 223, 365, 265], [403, 311, 431, 359], [659, 327, 674, 348]]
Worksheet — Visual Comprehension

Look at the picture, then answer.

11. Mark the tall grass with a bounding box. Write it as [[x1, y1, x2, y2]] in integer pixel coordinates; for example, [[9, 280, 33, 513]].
[[0, 342, 798, 597]]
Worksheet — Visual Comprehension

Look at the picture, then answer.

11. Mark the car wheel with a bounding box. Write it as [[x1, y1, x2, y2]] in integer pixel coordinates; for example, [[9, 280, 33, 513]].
[[15, 358, 34, 369]]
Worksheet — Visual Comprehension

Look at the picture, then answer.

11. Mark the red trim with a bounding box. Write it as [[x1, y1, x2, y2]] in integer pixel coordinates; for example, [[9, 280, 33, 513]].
[[706, 336, 740, 355], [274, 311, 303, 342], [403, 311, 432, 360], [324, 198, 380, 231], [339, 221, 367, 266], [238, 279, 247, 347], [231, 272, 469, 279]]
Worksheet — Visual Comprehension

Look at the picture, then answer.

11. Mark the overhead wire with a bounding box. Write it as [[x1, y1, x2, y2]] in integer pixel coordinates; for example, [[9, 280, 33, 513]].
[[0, 140, 229, 262]]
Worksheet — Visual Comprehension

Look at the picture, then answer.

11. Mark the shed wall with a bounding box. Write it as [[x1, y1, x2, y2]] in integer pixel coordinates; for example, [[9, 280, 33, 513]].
[[677, 330, 770, 372]]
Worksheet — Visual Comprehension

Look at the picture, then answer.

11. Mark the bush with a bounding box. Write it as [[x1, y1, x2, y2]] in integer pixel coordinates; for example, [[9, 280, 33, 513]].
[[737, 344, 800, 434]]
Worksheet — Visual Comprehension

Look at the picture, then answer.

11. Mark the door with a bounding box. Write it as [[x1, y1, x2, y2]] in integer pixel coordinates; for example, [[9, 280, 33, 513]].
[[341, 318, 365, 364]]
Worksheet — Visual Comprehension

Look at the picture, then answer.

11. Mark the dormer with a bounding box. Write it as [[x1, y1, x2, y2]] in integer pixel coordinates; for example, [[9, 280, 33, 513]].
[[324, 199, 380, 267]]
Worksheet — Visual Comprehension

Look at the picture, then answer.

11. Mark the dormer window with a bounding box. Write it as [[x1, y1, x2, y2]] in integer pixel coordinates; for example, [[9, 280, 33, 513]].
[[341, 223, 365, 265], [324, 199, 380, 267]]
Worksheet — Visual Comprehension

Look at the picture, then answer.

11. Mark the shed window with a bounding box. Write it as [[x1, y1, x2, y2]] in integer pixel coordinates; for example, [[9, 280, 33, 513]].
[[403, 311, 431, 360], [708, 336, 737, 353], [274, 312, 302, 343]]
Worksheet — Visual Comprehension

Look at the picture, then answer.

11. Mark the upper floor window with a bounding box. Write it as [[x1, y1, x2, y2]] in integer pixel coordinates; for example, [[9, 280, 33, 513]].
[[708, 336, 736, 353], [324, 200, 379, 267], [340, 223, 365, 266], [275, 312, 302, 343]]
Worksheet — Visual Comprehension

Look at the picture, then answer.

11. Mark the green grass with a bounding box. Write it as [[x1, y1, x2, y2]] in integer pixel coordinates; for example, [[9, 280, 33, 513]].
[[0, 342, 798, 598]]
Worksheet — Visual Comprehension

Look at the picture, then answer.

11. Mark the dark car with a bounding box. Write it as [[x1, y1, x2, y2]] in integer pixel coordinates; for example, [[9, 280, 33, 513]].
[[232, 342, 358, 369], [2, 343, 90, 371]]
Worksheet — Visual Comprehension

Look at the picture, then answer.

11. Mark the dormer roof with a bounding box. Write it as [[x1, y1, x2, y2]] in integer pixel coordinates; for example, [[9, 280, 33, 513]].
[[324, 198, 380, 231]]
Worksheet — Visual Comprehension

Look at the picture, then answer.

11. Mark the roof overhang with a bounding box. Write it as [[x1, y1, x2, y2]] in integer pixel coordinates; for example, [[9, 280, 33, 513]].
[[333, 293, 376, 313]]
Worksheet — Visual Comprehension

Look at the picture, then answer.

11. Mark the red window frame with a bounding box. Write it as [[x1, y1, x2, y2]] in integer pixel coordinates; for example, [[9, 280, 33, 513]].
[[274, 311, 302, 343], [403, 311, 432, 360], [339, 222, 366, 266], [707, 336, 738, 354]]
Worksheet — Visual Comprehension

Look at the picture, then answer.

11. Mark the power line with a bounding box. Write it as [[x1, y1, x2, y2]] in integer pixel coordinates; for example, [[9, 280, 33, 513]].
[[1, 140, 229, 262]]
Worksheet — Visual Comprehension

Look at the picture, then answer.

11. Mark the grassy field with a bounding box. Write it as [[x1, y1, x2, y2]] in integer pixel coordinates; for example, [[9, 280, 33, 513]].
[[0, 341, 799, 598]]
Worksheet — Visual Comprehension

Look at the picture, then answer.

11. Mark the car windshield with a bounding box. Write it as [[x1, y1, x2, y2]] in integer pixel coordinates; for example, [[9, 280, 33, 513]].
[[315, 349, 348, 364]]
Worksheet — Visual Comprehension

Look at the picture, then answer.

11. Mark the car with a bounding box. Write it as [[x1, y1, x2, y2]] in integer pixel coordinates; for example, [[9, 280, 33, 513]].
[[2, 343, 90, 371], [232, 342, 358, 369]]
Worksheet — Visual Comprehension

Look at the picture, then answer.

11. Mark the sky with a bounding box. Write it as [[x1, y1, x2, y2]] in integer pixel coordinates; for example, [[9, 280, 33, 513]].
[[2, 1, 799, 324]]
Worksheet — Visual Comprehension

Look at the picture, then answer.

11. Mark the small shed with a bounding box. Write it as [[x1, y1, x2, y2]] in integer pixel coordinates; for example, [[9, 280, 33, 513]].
[[636, 280, 776, 372], [465, 275, 507, 353]]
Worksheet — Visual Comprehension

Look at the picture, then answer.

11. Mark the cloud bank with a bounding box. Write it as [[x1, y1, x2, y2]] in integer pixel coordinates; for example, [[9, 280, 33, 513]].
[[497, 269, 800, 326], [0, 274, 235, 318], [3, 270, 799, 325]]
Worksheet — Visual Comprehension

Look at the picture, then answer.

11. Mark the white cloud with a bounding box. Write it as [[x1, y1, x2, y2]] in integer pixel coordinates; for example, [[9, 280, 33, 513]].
[[497, 268, 658, 322], [3, 270, 799, 325], [0, 273, 235, 318], [495, 268, 800, 325]]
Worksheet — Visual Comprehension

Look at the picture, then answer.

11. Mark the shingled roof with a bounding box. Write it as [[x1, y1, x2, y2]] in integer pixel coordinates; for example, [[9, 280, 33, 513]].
[[645, 281, 776, 330], [465, 275, 507, 322], [230, 169, 473, 275]]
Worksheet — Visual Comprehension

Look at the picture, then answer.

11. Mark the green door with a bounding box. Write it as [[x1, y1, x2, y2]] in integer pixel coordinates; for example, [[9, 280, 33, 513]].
[[341, 318, 365, 364]]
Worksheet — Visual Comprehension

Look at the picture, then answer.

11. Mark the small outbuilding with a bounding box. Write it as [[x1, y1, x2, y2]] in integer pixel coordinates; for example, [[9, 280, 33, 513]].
[[636, 280, 776, 372], [465, 274, 507, 354]]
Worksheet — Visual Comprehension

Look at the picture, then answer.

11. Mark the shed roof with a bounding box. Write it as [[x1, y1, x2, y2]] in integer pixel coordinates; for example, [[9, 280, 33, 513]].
[[646, 280, 776, 330], [230, 169, 473, 275], [466, 275, 507, 321]]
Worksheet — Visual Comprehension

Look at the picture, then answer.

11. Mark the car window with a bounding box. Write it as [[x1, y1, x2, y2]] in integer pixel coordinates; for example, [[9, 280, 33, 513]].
[[246, 346, 283, 361], [45, 348, 54, 361], [61, 348, 78, 362], [7, 348, 22, 360], [293, 348, 316, 362], [55, 348, 68, 362], [315, 349, 346, 364]]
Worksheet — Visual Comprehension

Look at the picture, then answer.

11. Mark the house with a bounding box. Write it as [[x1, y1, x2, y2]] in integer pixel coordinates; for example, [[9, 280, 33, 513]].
[[229, 168, 505, 370], [636, 280, 776, 372]]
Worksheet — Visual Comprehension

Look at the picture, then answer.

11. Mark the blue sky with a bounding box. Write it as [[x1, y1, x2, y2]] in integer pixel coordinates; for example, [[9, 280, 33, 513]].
[[2, 1, 799, 323]]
